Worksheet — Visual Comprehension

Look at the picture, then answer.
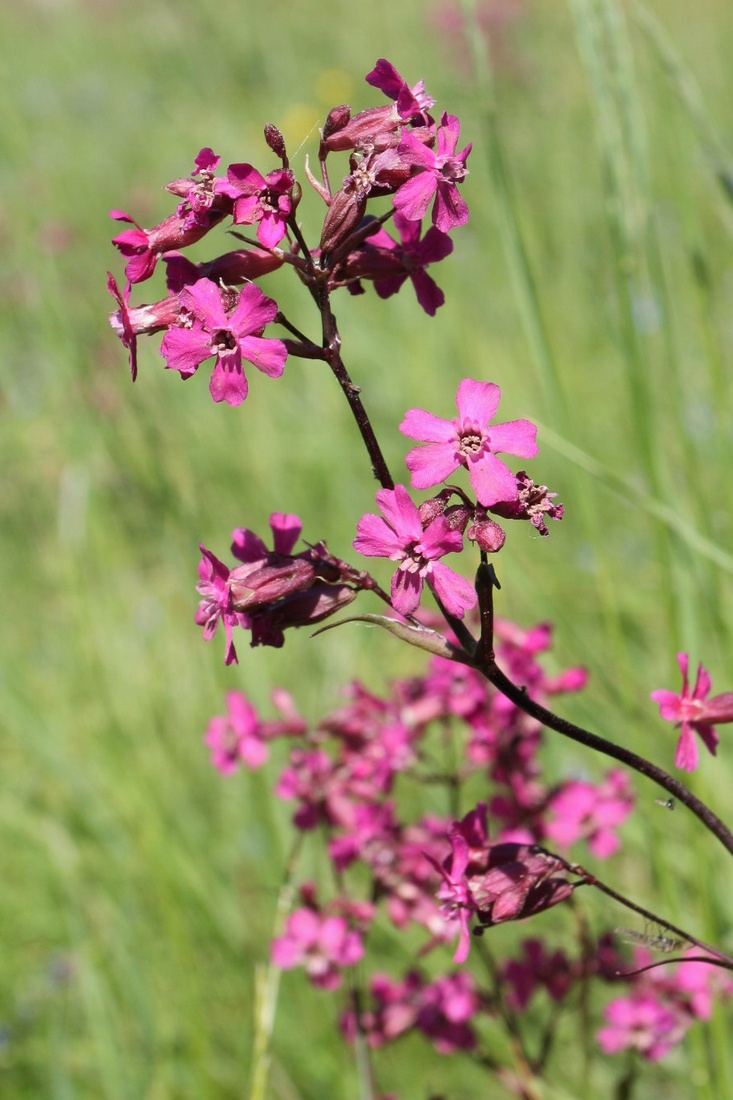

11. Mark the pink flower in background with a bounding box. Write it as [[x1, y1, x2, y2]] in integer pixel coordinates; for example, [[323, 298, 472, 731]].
[[400, 378, 538, 506], [597, 992, 684, 1062], [353, 484, 477, 619], [160, 278, 287, 406], [393, 112, 471, 232], [272, 906, 366, 990], [544, 770, 634, 859], [650, 652, 733, 771], [347, 970, 479, 1054], [204, 691, 269, 774], [502, 938, 575, 1011]]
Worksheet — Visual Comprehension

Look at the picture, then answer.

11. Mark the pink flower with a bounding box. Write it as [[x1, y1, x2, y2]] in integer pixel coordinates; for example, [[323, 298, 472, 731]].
[[400, 378, 538, 507], [107, 273, 182, 381], [650, 652, 733, 771], [393, 112, 471, 232], [342, 212, 453, 315], [271, 906, 366, 990], [168, 147, 239, 231], [348, 970, 479, 1054], [353, 484, 477, 619], [110, 205, 226, 285], [427, 805, 576, 963], [365, 58, 435, 122], [227, 163, 296, 248], [204, 691, 269, 774], [489, 470, 564, 535], [502, 938, 575, 1011], [544, 770, 634, 859], [160, 278, 287, 407], [597, 992, 685, 1062], [195, 546, 247, 665]]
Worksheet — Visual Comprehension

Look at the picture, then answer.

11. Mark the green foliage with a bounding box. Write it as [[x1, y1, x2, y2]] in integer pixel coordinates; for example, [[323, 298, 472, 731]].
[[1, 0, 732, 1096]]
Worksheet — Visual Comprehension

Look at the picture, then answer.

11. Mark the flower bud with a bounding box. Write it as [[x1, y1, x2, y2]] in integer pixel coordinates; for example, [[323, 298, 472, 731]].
[[229, 558, 316, 612], [265, 123, 288, 165]]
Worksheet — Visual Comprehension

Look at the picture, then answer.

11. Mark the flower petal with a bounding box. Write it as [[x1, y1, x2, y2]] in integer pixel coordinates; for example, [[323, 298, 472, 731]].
[[455, 379, 501, 424]]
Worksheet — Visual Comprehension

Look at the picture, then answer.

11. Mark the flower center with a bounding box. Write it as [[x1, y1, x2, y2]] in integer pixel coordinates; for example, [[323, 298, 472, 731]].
[[213, 328, 237, 353], [458, 430, 485, 458]]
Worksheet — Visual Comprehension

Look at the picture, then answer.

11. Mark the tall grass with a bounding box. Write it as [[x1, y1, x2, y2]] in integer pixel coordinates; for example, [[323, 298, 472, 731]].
[[1, 0, 732, 1095]]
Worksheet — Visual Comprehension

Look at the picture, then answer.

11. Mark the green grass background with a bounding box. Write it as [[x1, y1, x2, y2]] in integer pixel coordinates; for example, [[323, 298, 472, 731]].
[[1, 0, 733, 1096]]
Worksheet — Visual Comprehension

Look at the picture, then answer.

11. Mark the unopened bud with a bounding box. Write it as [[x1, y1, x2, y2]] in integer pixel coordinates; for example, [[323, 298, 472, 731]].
[[265, 123, 288, 165], [320, 187, 368, 256], [466, 512, 506, 553], [229, 559, 316, 612]]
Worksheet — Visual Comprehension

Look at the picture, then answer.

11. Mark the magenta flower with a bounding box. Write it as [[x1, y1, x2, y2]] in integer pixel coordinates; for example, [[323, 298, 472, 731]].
[[227, 163, 296, 248], [427, 805, 576, 963], [110, 206, 225, 285], [348, 970, 479, 1054], [271, 907, 365, 990], [365, 58, 435, 122], [159, 278, 287, 407], [169, 147, 239, 231], [650, 652, 733, 771], [347, 212, 454, 315], [195, 546, 248, 665], [107, 273, 182, 381], [597, 992, 685, 1062], [204, 691, 269, 774], [502, 939, 574, 1012], [544, 770, 634, 860], [353, 484, 477, 619], [393, 112, 471, 232], [400, 378, 538, 507]]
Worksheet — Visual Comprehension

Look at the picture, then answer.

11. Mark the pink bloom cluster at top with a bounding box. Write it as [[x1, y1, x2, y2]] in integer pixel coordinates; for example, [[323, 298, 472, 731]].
[[650, 652, 733, 772], [108, 61, 473, 401]]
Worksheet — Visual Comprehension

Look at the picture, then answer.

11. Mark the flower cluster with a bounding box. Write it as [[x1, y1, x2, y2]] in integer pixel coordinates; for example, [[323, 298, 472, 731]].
[[108, 60, 472, 402], [200, 617, 733, 1076], [203, 620, 599, 966], [597, 946, 733, 1061]]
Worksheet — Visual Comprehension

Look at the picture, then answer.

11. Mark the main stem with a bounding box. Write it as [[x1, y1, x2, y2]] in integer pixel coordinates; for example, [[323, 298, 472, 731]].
[[317, 281, 395, 491]]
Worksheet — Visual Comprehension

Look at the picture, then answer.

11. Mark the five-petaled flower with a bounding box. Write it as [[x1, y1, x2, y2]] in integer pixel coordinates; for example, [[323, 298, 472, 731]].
[[400, 378, 538, 507], [394, 112, 471, 233], [227, 163, 296, 248], [650, 652, 733, 771], [160, 278, 288, 406], [353, 484, 477, 619]]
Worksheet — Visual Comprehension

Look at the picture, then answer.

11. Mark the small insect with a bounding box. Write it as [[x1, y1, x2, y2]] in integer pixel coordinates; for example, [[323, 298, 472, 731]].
[[615, 926, 685, 954], [654, 797, 675, 811]]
